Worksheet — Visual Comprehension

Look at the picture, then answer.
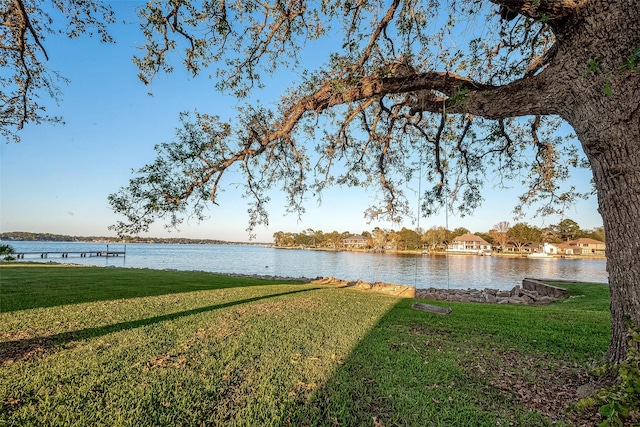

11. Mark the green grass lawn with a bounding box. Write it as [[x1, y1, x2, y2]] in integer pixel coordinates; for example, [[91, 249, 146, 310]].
[[0, 266, 610, 426]]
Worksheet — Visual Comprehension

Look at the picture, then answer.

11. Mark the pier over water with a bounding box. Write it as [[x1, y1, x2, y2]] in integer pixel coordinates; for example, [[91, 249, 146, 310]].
[[14, 245, 126, 259]]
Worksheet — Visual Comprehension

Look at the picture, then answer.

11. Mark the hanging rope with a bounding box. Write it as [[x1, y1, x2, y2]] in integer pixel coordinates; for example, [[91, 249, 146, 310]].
[[414, 161, 423, 287], [446, 189, 450, 290]]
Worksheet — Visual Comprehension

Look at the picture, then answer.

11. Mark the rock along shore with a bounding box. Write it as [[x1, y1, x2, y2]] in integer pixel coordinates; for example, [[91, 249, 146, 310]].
[[310, 276, 567, 305], [414, 285, 559, 305]]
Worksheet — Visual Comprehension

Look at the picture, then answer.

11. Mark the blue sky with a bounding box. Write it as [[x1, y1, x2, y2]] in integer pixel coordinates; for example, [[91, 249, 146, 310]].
[[0, 3, 602, 242]]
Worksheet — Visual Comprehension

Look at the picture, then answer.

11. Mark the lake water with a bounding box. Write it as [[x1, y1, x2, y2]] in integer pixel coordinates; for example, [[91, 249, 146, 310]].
[[2, 241, 608, 291]]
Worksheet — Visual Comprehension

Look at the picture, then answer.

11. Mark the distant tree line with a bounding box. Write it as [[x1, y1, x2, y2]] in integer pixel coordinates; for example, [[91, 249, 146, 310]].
[[0, 232, 261, 245], [273, 219, 605, 251], [1, 232, 84, 242]]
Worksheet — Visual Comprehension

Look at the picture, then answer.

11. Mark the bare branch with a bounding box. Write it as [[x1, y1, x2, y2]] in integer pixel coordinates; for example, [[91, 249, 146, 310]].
[[351, 0, 401, 73], [15, 0, 48, 60]]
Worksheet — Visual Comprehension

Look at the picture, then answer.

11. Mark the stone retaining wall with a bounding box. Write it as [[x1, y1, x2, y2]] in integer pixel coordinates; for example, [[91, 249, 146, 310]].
[[522, 278, 568, 298], [414, 284, 560, 305], [415, 277, 572, 305], [310, 276, 570, 305]]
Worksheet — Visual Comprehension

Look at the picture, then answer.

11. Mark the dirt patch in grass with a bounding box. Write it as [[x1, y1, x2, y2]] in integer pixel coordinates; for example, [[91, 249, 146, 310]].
[[0, 341, 48, 366], [146, 353, 188, 370]]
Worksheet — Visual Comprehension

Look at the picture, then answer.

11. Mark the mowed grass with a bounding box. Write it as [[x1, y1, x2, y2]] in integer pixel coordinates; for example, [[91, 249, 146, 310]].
[[0, 266, 610, 426]]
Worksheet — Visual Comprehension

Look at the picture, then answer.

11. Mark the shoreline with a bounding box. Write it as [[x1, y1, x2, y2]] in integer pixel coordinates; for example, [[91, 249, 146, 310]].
[[273, 245, 607, 261]]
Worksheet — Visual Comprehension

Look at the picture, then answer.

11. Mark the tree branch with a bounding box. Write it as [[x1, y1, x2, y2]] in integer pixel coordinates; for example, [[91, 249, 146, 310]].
[[276, 69, 554, 140], [407, 73, 557, 119], [489, 0, 587, 22], [350, 0, 401, 73], [15, 0, 49, 60]]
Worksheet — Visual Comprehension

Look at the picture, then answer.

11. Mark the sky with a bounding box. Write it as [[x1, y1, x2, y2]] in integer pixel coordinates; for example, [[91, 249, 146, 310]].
[[0, 3, 603, 243]]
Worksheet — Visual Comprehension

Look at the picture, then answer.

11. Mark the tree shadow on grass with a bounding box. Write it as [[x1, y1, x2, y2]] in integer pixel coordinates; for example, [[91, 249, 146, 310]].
[[0, 266, 307, 312], [280, 293, 608, 427], [281, 298, 558, 427], [0, 287, 321, 366]]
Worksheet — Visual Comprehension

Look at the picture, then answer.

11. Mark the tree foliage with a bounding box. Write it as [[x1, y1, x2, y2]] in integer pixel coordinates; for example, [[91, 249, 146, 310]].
[[553, 218, 582, 241], [5, 1, 596, 233], [422, 226, 452, 250], [1, 0, 114, 142], [507, 222, 543, 251], [490, 221, 511, 250], [452, 227, 471, 237], [2, 0, 592, 235], [0, 244, 15, 261]]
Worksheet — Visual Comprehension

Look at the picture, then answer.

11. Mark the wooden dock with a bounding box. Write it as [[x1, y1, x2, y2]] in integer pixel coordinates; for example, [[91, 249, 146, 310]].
[[14, 247, 126, 259]]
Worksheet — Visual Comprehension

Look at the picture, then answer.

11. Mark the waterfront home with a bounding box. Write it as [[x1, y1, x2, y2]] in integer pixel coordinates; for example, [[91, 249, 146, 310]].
[[447, 233, 491, 253], [558, 238, 606, 256], [502, 242, 539, 253], [343, 234, 370, 249], [527, 242, 559, 254]]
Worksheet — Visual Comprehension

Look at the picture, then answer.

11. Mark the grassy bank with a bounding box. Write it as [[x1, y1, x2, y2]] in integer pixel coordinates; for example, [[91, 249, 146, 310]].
[[0, 266, 609, 425]]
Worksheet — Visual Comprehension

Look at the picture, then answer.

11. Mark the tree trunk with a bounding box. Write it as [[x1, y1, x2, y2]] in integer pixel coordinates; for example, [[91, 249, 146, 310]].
[[568, 84, 640, 363], [580, 119, 640, 363], [554, 0, 640, 364]]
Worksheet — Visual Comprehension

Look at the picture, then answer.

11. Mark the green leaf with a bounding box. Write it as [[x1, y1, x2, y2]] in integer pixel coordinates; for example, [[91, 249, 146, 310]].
[[600, 401, 615, 418], [587, 57, 601, 72]]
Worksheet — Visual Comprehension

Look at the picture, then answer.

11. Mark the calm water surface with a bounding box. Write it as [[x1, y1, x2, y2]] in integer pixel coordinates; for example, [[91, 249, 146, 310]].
[[4, 241, 607, 291]]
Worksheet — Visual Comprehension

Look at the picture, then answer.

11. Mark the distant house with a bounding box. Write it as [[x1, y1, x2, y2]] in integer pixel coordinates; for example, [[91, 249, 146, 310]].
[[558, 238, 606, 256], [343, 234, 370, 249], [500, 241, 558, 254], [527, 242, 559, 254], [558, 243, 578, 255], [502, 242, 540, 253], [447, 233, 491, 253]]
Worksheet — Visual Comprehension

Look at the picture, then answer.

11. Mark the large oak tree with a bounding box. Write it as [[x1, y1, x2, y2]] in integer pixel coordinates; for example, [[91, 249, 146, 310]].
[[3, 0, 639, 363]]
